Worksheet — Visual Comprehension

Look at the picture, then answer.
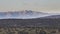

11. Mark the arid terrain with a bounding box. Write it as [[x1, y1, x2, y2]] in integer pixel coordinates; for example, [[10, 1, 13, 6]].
[[0, 18, 60, 34]]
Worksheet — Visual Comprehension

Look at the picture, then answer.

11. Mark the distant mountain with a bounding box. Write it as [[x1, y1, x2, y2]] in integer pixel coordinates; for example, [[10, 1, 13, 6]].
[[0, 10, 60, 19], [41, 15, 60, 19], [0, 10, 52, 19]]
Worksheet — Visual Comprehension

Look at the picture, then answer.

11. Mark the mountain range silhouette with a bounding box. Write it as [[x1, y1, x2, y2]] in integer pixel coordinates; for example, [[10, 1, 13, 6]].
[[0, 10, 59, 19]]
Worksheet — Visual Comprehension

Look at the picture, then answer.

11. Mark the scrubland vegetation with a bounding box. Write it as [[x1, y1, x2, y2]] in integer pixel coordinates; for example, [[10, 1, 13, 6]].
[[0, 18, 60, 34], [0, 27, 60, 34]]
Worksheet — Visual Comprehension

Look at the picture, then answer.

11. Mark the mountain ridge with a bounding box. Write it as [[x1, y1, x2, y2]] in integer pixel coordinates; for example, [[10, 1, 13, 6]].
[[0, 10, 60, 19]]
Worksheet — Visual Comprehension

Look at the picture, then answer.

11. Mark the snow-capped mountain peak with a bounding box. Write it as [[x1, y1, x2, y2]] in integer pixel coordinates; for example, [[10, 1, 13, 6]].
[[0, 10, 59, 19]]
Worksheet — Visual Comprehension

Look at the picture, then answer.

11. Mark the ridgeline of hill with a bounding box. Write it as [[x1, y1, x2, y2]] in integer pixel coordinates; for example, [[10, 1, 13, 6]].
[[0, 18, 60, 28]]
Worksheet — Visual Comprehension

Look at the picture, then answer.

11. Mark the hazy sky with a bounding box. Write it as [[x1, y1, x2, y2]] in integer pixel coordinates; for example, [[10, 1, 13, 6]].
[[0, 0, 60, 13]]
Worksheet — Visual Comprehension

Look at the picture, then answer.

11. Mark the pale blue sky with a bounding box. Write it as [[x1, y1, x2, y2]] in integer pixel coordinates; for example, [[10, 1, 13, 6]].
[[0, 0, 60, 13]]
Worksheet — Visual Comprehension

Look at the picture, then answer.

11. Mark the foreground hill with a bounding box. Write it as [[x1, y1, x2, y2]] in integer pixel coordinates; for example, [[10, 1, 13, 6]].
[[0, 18, 60, 28]]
